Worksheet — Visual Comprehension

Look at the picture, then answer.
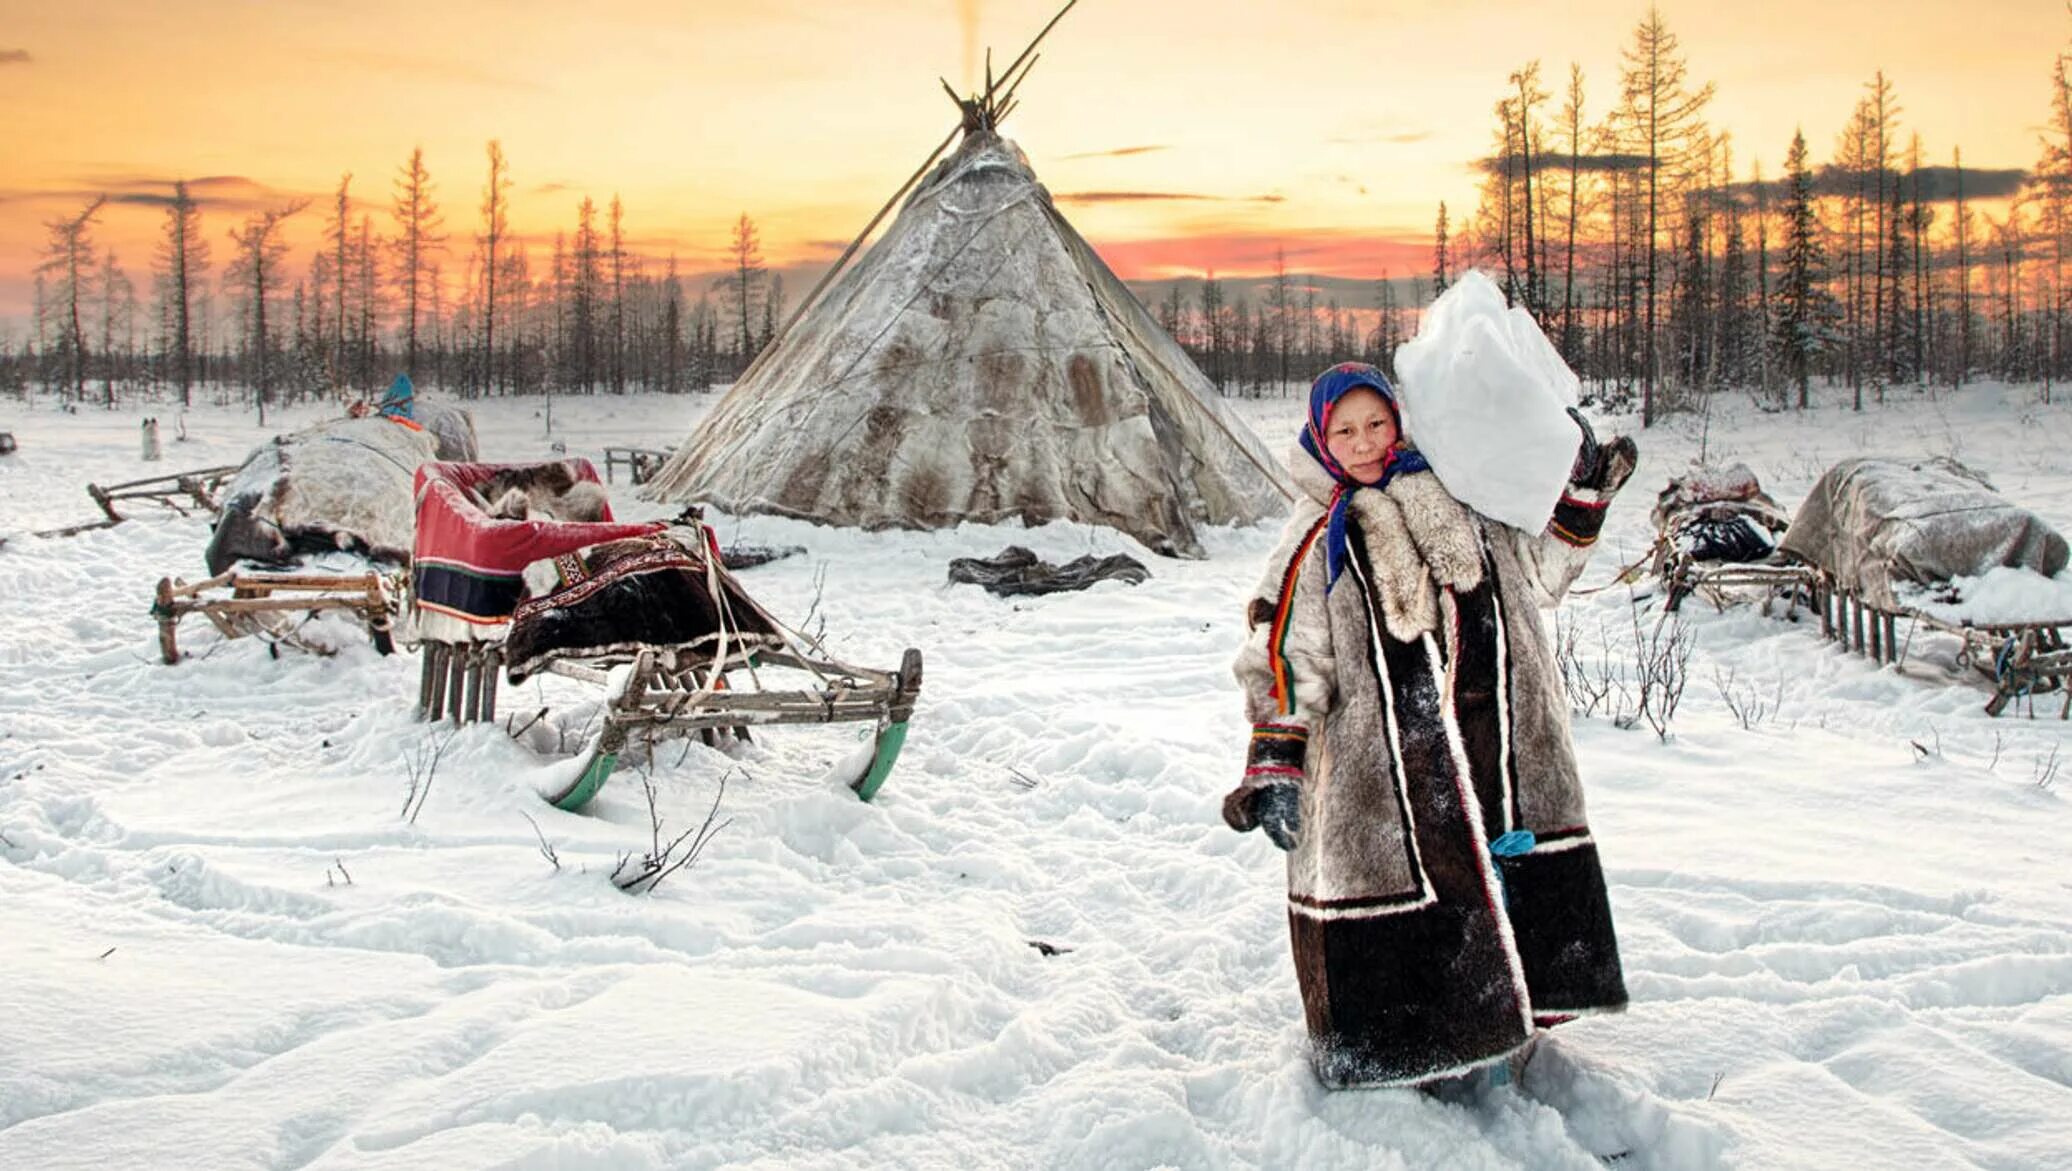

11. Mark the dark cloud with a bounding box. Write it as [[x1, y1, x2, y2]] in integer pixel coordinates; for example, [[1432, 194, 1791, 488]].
[[1474, 151, 1653, 176], [0, 49, 30, 66], [1710, 165, 2031, 205], [0, 174, 308, 214], [105, 175, 304, 211], [1061, 144, 1172, 160], [532, 182, 576, 196], [1054, 191, 1284, 205]]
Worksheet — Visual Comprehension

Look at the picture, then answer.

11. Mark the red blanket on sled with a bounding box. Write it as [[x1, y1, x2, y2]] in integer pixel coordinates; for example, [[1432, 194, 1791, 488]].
[[412, 460, 662, 630]]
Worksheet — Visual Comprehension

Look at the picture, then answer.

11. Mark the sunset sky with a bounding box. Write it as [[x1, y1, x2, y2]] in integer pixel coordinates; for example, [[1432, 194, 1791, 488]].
[[2, 0, 2066, 332]]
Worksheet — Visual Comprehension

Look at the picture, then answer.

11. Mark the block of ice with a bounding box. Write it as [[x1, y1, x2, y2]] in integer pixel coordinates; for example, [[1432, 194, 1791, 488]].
[[1393, 270, 1583, 532]]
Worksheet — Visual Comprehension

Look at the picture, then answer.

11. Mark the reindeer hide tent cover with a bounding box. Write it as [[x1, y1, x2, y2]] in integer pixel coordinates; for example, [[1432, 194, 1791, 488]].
[[640, 130, 1287, 558]]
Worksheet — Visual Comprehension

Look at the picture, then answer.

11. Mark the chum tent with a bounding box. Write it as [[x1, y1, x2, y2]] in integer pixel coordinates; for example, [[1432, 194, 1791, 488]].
[[641, 97, 1288, 558]]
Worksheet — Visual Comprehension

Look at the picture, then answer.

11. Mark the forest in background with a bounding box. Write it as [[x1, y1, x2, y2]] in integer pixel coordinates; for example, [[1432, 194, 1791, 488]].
[[6, 6, 2071, 426]]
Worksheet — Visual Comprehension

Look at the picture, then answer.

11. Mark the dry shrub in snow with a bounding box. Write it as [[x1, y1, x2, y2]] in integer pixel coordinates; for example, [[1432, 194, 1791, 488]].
[[1556, 602, 1692, 741], [613, 766, 731, 895]]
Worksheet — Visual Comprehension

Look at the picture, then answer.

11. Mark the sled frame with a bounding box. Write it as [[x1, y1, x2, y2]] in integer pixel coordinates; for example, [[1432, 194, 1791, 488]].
[[1809, 573, 2072, 719], [415, 638, 924, 809], [1659, 550, 1817, 616], [153, 570, 397, 664], [35, 464, 241, 538]]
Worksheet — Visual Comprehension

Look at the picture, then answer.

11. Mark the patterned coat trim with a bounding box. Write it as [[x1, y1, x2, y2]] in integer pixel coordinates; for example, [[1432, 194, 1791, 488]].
[[1267, 516, 1332, 715]]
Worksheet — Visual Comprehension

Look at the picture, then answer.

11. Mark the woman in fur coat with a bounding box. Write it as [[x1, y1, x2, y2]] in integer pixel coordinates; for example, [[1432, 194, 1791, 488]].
[[1224, 361, 1638, 1091]]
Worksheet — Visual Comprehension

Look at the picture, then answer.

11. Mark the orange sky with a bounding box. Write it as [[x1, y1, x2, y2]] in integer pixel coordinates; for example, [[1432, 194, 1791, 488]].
[[1, 0, 2065, 331]]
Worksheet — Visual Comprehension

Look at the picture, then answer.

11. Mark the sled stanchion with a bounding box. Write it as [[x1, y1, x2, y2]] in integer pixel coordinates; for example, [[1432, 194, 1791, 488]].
[[419, 642, 441, 717], [155, 577, 180, 664], [479, 647, 498, 725], [445, 645, 467, 725], [462, 649, 484, 724], [365, 574, 395, 656], [425, 643, 449, 722]]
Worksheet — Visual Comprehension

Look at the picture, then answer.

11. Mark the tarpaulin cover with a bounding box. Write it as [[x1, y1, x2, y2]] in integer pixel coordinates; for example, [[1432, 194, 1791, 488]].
[[411, 459, 661, 639], [206, 415, 437, 575], [1779, 456, 2070, 611]]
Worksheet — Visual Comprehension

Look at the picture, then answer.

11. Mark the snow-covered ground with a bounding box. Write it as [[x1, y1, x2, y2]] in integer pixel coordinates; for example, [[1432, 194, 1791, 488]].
[[2, 383, 2069, 1170]]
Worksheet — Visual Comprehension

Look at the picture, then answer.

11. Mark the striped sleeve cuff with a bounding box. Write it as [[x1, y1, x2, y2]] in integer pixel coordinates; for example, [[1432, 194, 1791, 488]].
[[1549, 489, 1611, 548], [1244, 722, 1308, 781]]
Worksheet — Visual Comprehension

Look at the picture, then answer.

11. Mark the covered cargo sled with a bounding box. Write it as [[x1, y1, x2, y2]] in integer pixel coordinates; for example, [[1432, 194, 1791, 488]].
[[152, 408, 472, 663], [1781, 457, 2072, 717], [411, 459, 923, 810]]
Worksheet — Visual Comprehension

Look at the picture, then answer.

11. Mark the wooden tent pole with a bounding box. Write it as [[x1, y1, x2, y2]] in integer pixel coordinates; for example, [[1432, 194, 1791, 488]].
[[750, 0, 1082, 367], [758, 123, 959, 362]]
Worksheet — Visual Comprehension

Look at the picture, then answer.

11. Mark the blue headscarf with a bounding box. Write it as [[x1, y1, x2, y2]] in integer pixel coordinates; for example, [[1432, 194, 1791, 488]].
[[1299, 362, 1431, 590], [378, 373, 415, 421]]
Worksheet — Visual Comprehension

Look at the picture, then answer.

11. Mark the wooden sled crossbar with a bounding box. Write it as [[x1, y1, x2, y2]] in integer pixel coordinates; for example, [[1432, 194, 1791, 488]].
[[154, 571, 395, 664], [37, 465, 240, 538], [1662, 555, 1818, 615], [1809, 574, 2072, 719]]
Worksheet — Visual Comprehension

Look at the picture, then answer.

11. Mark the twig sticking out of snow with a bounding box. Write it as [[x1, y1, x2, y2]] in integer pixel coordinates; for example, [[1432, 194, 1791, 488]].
[[401, 728, 455, 825], [1556, 601, 1692, 740], [612, 767, 732, 895], [1712, 665, 1781, 731], [2036, 742, 2062, 791], [1624, 602, 1692, 742], [521, 812, 561, 872]]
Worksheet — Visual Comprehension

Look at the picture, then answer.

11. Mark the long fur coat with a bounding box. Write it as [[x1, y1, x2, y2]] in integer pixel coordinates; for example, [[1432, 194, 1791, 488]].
[[1229, 444, 1633, 1088]]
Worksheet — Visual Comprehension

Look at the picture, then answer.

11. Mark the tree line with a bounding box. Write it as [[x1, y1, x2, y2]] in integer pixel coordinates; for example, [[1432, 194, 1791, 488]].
[[1451, 5, 2071, 422], [1131, 7, 2070, 419], [9, 7, 2069, 422], [5, 142, 787, 413]]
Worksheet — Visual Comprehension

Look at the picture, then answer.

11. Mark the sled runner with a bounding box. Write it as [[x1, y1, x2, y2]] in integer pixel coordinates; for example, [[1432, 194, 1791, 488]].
[[410, 459, 923, 810]]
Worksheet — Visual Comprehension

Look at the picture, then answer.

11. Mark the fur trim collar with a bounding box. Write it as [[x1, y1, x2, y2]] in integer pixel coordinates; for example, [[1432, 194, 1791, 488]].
[[1286, 443, 1483, 640]]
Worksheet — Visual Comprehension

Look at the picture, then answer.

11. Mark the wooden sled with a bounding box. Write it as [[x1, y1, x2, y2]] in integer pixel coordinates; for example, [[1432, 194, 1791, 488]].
[[409, 459, 923, 810], [602, 445, 674, 485], [37, 464, 239, 538], [1809, 574, 2072, 719], [153, 570, 396, 664]]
